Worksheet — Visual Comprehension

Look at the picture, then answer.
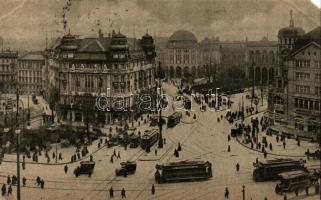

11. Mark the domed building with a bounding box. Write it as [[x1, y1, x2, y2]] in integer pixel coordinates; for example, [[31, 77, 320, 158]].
[[158, 30, 220, 83]]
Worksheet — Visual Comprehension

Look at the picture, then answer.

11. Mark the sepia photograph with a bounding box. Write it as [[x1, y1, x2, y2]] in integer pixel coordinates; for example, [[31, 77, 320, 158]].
[[0, 0, 320, 199]]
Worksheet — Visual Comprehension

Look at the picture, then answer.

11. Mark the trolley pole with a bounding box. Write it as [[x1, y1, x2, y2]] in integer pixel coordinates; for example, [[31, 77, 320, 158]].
[[157, 62, 163, 148], [16, 88, 21, 200]]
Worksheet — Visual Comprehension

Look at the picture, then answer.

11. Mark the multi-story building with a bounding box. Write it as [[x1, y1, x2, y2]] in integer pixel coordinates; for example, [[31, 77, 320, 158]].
[[47, 30, 156, 126], [159, 30, 220, 81], [0, 50, 18, 93], [267, 10, 305, 126], [267, 11, 320, 138], [286, 26, 321, 136], [17, 52, 45, 95], [245, 37, 278, 85]]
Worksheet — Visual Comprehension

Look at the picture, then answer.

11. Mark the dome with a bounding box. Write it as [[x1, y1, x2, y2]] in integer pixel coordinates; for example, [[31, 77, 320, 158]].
[[278, 27, 305, 38], [168, 30, 197, 43]]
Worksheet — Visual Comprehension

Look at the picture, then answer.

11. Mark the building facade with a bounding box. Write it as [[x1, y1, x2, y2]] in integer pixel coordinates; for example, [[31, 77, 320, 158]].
[[47, 30, 156, 126], [159, 30, 220, 81], [286, 26, 321, 136], [245, 38, 278, 86], [0, 50, 18, 93], [17, 52, 45, 95]]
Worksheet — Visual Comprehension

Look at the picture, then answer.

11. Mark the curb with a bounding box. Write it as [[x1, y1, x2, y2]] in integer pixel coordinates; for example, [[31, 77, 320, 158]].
[[2, 144, 108, 166], [235, 136, 305, 158]]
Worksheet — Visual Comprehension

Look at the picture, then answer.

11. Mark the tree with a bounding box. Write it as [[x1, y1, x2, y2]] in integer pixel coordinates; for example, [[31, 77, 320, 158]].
[[204, 64, 216, 84]]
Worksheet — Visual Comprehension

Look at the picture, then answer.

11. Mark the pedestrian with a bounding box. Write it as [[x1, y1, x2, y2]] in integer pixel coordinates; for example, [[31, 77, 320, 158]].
[[269, 143, 272, 151], [77, 152, 80, 159], [110, 155, 114, 163], [227, 145, 231, 152], [283, 194, 287, 200], [305, 186, 309, 195], [256, 157, 258, 164], [7, 176, 11, 185], [276, 136, 279, 143], [228, 135, 231, 142], [36, 176, 41, 186], [225, 187, 229, 198], [22, 177, 26, 187], [264, 151, 267, 158], [40, 179, 44, 189], [236, 163, 240, 172], [47, 156, 50, 163], [155, 149, 157, 156], [117, 151, 121, 159], [109, 186, 114, 198], [121, 188, 126, 198], [1, 184, 6, 196], [90, 155, 93, 162], [22, 161, 26, 170], [307, 149, 310, 160], [283, 141, 286, 149], [59, 152, 62, 160], [264, 197, 267, 200], [295, 188, 299, 196], [7, 185, 12, 195], [163, 138, 166, 144], [12, 176, 17, 185], [151, 184, 155, 195], [177, 143, 182, 151], [88, 171, 92, 178], [297, 138, 300, 146], [64, 165, 68, 174]]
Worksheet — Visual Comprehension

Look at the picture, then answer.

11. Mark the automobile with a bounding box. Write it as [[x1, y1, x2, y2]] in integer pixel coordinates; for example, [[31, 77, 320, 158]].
[[74, 161, 95, 177], [115, 161, 137, 177]]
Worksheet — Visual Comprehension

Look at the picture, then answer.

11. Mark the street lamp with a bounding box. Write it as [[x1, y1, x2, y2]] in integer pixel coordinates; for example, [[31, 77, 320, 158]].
[[155, 61, 164, 148], [15, 128, 21, 200], [242, 185, 245, 200]]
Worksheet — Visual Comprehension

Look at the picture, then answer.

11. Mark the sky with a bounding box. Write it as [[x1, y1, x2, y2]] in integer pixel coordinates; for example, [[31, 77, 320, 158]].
[[0, 0, 320, 50]]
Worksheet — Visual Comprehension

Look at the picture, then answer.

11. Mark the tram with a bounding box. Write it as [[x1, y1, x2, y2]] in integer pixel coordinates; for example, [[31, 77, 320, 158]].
[[275, 170, 311, 194], [155, 160, 212, 183], [253, 158, 306, 181], [140, 129, 159, 150], [167, 112, 182, 128]]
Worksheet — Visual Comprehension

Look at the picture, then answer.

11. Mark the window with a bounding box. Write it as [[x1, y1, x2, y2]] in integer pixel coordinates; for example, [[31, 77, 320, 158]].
[[296, 85, 310, 94], [295, 72, 310, 80], [316, 74, 321, 80], [175, 49, 181, 64], [315, 87, 321, 96], [295, 60, 310, 68], [315, 61, 321, 68]]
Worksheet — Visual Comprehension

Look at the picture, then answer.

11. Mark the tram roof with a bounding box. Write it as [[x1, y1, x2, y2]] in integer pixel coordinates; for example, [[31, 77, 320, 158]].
[[161, 160, 210, 167], [141, 129, 158, 139], [278, 170, 308, 179], [258, 158, 301, 166]]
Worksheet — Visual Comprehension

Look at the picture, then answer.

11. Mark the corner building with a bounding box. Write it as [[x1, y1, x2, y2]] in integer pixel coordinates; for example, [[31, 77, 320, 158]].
[[48, 30, 156, 126]]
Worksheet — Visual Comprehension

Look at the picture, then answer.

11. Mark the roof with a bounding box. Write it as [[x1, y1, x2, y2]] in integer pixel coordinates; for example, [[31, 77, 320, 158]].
[[168, 30, 197, 43], [19, 52, 44, 61], [0, 50, 18, 58], [161, 160, 211, 167], [279, 170, 308, 179], [141, 129, 158, 139], [246, 41, 278, 48], [291, 26, 321, 54], [278, 26, 305, 38], [258, 158, 301, 166]]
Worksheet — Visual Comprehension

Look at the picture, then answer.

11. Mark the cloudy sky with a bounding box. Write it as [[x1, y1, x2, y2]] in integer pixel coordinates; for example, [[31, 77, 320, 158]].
[[0, 0, 320, 50]]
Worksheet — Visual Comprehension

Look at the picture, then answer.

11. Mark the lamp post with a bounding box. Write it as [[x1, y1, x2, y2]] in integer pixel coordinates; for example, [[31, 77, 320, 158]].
[[156, 62, 164, 148], [15, 88, 21, 200], [242, 185, 245, 200]]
